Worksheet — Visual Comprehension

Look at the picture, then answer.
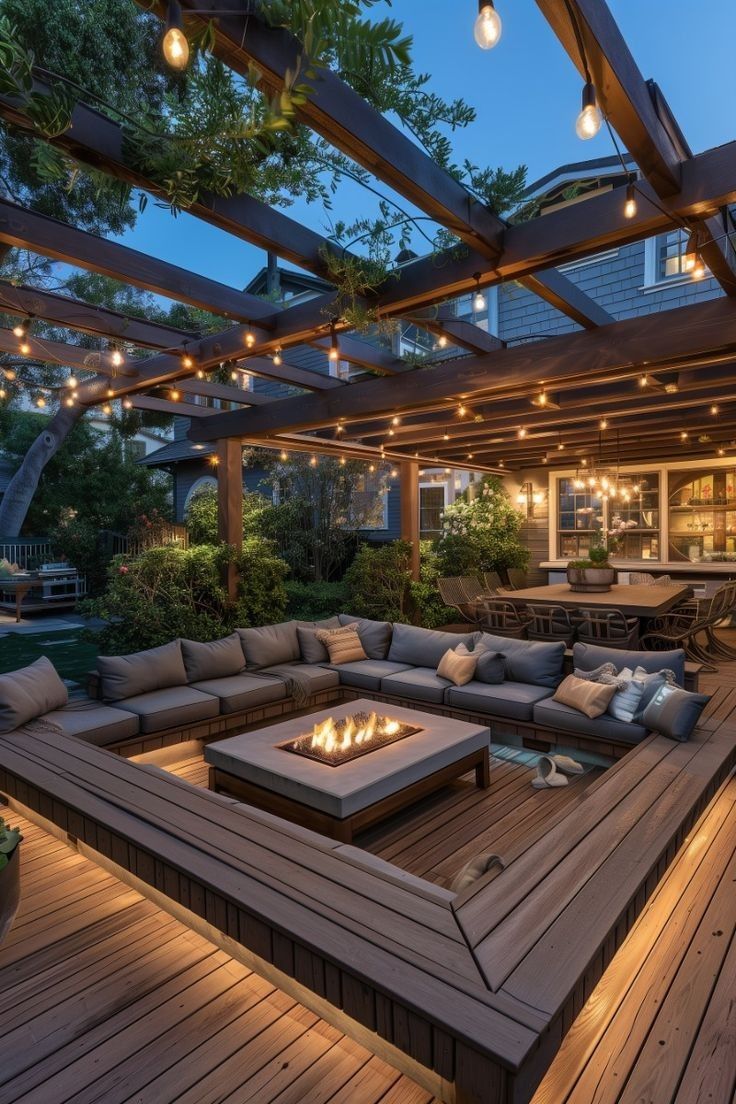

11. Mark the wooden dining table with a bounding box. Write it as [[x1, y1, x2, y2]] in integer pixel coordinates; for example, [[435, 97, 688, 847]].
[[502, 582, 692, 619]]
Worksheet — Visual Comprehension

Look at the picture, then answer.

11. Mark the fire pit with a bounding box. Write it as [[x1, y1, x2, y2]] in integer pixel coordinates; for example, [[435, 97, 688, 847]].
[[278, 710, 422, 767]]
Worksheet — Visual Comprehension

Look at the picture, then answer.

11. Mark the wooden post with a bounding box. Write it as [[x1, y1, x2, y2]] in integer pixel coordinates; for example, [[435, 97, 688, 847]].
[[217, 438, 243, 600], [400, 461, 420, 581]]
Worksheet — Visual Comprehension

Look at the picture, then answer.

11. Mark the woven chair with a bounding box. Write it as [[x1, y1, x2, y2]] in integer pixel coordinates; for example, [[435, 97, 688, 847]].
[[526, 604, 577, 648], [695, 581, 736, 665], [573, 607, 640, 650], [477, 598, 532, 639], [437, 576, 487, 625], [629, 571, 674, 587], [640, 586, 733, 672], [505, 568, 528, 591]]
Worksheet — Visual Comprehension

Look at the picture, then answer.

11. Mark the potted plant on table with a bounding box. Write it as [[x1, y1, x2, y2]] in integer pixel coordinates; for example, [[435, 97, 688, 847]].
[[0, 816, 22, 944], [566, 519, 637, 592]]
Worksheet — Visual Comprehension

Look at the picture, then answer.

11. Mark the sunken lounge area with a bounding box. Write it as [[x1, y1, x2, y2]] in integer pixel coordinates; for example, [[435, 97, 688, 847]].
[[2, 1, 736, 1102]]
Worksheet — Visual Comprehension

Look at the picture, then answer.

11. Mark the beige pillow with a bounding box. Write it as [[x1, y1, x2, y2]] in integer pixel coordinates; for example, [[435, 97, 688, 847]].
[[553, 673, 617, 718], [315, 625, 367, 665], [437, 647, 477, 687]]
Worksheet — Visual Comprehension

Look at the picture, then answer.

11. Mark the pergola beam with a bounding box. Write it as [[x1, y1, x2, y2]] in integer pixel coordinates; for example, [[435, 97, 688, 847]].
[[174, 379, 275, 406], [130, 395, 219, 418], [0, 328, 139, 378], [405, 306, 503, 354], [0, 198, 277, 326]]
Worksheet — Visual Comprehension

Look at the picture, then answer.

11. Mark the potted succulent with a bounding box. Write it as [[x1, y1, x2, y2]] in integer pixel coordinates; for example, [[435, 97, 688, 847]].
[[0, 815, 22, 944], [567, 520, 637, 592]]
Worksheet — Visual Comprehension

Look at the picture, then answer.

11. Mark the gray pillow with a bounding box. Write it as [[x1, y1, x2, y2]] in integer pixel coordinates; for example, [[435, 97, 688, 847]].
[[607, 677, 646, 723], [388, 623, 478, 668], [181, 633, 245, 683], [479, 634, 565, 688], [0, 656, 68, 733], [237, 621, 300, 670], [338, 614, 393, 659], [475, 649, 505, 684], [97, 639, 187, 702], [642, 684, 710, 741], [297, 618, 341, 664]]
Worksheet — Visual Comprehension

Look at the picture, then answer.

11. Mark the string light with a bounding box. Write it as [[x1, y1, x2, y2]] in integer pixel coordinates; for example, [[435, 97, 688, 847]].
[[718, 447, 726, 456], [443, 432, 450, 441], [336, 423, 344, 434], [102, 403, 112, 415], [388, 427, 395, 437], [711, 404, 720, 415], [170, 388, 180, 401], [639, 373, 649, 388], [36, 396, 46, 408], [64, 396, 74, 407], [473, 1, 502, 49], [368, 464, 375, 473], [181, 345, 194, 370], [309, 455, 318, 466], [67, 375, 78, 389], [392, 415, 401, 426], [328, 321, 340, 363], [12, 317, 30, 339], [518, 427, 527, 439], [680, 431, 689, 440], [458, 404, 467, 417], [123, 398, 132, 410], [339, 456, 346, 466], [624, 177, 637, 219], [684, 230, 706, 280], [600, 418, 608, 430], [110, 344, 124, 368], [390, 468, 398, 478], [196, 368, 205, 379], [437, 334, 448, 349], [0, 388, 5, 399], [576, 82, 602, 140], [273, 348, 283, 366], [472, 273, 485, 313], [280, 450, 289, 462], [244, 331, 256, 349], [162, 0, 189, 70], [19, 340, 31, 356], [106, 387, 114, 398], [231, 369, 239, 381]]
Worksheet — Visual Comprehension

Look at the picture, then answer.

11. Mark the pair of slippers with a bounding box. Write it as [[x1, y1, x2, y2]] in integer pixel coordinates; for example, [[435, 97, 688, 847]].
[[532, 754, 584, 789]]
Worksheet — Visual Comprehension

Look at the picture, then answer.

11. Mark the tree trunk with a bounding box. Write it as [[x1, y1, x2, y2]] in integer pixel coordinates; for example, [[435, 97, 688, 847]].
[[0, 404, 84, 536]]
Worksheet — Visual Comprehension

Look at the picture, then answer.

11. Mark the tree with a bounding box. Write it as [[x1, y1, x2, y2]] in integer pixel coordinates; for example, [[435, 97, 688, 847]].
[[435, 476, 530, 577]]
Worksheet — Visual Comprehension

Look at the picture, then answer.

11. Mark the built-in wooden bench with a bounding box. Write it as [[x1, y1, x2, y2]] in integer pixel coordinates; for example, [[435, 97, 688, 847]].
[[1, 687, 734, 1103]]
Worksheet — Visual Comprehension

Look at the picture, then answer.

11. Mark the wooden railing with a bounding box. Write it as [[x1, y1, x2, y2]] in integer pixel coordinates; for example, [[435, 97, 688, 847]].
[[0, 538, 53, 570]]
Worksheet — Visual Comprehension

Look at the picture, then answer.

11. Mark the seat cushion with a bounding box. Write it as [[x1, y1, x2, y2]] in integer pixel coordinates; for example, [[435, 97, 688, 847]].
[[0, 656, 68, 733], [260, 663, 341, 695], [119, 686, 219, 734], [329, 659, 414, 691], [380, 667, 452, 704], [478, 634, 565, 688], [97, 640, 187, 702], [533, 696, 648, 745], [573, 642, 686, 687], [181, 633, 245, 682], [42, 701, 140, 747], [388, 623, 479, 668], [189, 674, 287, 715], [237, 621, 301, 670], [338, 615, 393, 659], [446, 680, 553, 721]]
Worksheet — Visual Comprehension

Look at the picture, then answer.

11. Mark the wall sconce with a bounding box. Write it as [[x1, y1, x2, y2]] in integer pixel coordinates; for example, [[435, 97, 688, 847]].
[[516, 481, 544, 518]]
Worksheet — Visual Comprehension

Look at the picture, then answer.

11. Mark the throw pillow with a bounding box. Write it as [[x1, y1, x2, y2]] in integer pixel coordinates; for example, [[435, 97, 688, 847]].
[[456, 641, 505, 684], [553, 673, 617, 719], [97, 639, 187, 702], [642, 684, 710, 741], [607, 676, 646, 723], [437, 647, 477, 687], [181, 633, 245, 682], [315, 625, 367, 665], [296, 618, 341, 664], [0, 656, 68, 733]]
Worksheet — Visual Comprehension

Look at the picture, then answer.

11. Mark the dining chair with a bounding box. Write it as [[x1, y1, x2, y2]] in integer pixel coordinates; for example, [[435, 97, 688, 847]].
[[573, 607, 640, 649], [437, 576, 487, 625], [477, 598, 532, 639], [505, 568, 528, 590], [525, 604, 577, 647]]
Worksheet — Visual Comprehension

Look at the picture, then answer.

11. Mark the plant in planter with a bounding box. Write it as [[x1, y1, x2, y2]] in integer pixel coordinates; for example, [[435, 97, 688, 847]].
[[0, 816, 22, 944], [567, 520, 637, 592]]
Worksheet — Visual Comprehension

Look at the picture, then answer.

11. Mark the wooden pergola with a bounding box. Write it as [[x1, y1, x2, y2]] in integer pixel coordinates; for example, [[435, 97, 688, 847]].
[[3, 0, 736, 587]]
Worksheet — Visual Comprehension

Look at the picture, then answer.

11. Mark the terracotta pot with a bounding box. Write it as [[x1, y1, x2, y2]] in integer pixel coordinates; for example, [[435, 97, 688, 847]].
[[0, 847, 20, 945], [566, 566, 615, 593]]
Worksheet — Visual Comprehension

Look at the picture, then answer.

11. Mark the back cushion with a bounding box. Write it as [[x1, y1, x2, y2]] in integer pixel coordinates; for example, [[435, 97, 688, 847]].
[[573, 642, 686, 687], [297, 617, 341, 664], [478, 634, 566, 688], [238, 621, 300, 670], [181, 633, 245, 683], [388, 623, 478, 669], [0, 656, 68, 733], [98, 639, 187, 702], [338, 614, 393, 659]]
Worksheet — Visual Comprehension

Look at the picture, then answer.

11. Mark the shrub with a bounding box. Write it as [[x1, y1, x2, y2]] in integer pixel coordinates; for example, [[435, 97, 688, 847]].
[[84, 540, 288, 654], [284, 579, 349, 621], [409, 541, 458, 628], [436, 475, 530, 577], [344, 541, 413, 623]]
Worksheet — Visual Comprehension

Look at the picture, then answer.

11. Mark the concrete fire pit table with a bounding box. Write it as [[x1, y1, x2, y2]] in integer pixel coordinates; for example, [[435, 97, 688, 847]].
[[205, 699, 490, 842]]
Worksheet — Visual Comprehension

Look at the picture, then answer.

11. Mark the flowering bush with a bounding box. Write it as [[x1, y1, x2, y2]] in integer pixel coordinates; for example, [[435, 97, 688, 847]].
[[570, 517, 637, 568], [435, 476, 529, 577]]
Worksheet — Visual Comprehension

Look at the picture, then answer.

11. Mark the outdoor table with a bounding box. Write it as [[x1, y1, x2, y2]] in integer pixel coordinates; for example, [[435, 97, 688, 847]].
[[0, 578, 35, 622], [502, 582, 692, 620]]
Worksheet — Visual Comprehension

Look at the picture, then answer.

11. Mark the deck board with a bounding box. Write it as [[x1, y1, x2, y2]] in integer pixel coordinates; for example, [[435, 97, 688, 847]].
[[0, 809, 437, 1104]]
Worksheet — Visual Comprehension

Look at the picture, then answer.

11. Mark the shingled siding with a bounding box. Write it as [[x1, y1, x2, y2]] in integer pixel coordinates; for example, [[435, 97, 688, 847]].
[[503, 468, 550, 585]]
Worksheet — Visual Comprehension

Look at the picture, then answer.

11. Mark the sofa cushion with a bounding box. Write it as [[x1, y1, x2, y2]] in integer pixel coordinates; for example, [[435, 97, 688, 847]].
[[316, 625, 367, 665], [381, 666, 453, 704], [642, 684, 710, 742], [473, 647, 505, 684], [553, 674, 617, 718], [119, 685, 219, 734], [388, 623, 478, 669], [260, 663, 341, 696], [296, 618, 341, 664], [42, 700, 140, 747], [478, 633, 565, 688], [446, 680, 553, 721], [533, 696, 648, 746], [329, 659, 414, 691], [238, 621, 300, 670], [181, 633, 245, 683], [338, 615, 393, 660], [97, 640, 187, 702], [573, 642, 686, 687], [0, 656, 68, 733], [189, 673, 287, 715]]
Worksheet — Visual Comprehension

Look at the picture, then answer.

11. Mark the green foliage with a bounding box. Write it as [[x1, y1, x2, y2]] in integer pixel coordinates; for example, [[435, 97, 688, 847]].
[[0, 816, 22, 871], [409, 541, 457, 629], [344, 540, 413, 622], [84, 541, 288, 654], [284, 579, 348, 621], [436, 476, 530, 577]]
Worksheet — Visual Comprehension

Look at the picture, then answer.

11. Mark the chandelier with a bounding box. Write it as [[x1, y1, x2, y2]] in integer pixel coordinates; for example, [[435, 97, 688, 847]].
[[572, 430, 642, 503]]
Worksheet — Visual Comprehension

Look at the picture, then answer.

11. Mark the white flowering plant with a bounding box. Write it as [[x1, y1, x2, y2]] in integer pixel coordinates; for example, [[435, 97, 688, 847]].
[[436, 476, 529, 576]]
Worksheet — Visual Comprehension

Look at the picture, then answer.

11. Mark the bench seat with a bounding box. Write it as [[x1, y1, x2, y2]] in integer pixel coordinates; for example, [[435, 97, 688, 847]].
[[42, 700, 140, 746], [189, 673, 287, 714], [115, 685, 219, 734], [446, 680, 553, 721], [533, 696, 649, 745], [259, 663, 341, 695], [380, 666, 452, 704], [328, 659, 414, 691]]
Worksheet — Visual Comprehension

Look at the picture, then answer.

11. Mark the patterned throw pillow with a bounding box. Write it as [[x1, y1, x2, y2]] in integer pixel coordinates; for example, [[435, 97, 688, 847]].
[[315, 625, 367, 665]]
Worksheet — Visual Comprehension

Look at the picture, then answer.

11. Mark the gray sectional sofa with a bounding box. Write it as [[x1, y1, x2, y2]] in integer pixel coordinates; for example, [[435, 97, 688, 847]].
[[0, 614, 692, 758]]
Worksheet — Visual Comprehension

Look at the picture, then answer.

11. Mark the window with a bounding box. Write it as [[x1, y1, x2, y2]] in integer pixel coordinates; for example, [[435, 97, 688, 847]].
[[645, 228, 700, 286], [124, 439, 146, 461], [669, 468, 736, 563], [557, 472, 660, 560], [354, 469, 388, 530], [557, 477, 602, 560], [419, 485, 446, 539]]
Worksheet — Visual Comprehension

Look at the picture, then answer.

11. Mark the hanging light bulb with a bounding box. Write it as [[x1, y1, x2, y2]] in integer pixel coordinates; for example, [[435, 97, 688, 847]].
[[458, 403, 467, 417], [244, 331, 256, 349], [639, 373, 649, 388], [711, 404, 720, 416], [36, 396, 46, 408], [67, 375, 78, 389], [339, 456, 346, 466], [162, 0, 189, 70], [518, 427, 527, 439], [280, 450, 288, 462], [443, 431, 450, 441], [123, 398, 133, 410], [12, 316, 30, 339], [0, 388, 6, 399], [600, 418, 608, 430], [368, 464, 375, 473], [71, 390, 78, 400], [680, 431, 689, 440], [102, 403, 112, 415], [170, 388, 180, 401], [576, 82, 602, 140], [683, 229, 706, 278], [181, 345, 194, 370], [328, 321, 340, 363], [473, 1, 502, 49], [392, 415, 401, 426], [110, 345, 123, 368], [692, 254, 706, 281], [273, 348, 283, 366], [230, 369, 239, 382], [309, 455, 318, 467], [624, 177, 637, 219], [472, 273, 485, 313], [19, 340, 31, 356], [336, 422, 344, 434], [437, 334, 448, 349], [196, 368, 205, 379], [390, 468, 399, 479], [64, 396, 74, 408], [106, 387, 115, 398], [718, 447, 726, 456]]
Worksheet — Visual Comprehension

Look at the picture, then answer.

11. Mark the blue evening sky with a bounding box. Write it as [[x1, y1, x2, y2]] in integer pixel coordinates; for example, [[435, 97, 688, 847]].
[[116, 0, 735, 292]]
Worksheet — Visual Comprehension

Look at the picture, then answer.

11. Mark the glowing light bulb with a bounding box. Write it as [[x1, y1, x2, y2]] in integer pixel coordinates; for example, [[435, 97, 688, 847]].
[[639, 373, 649, 388], [102, 403, 112, 415], [0, 389, 5, 399], [368, 464, 375, 473], [473, 288, 486, 312], [518, 427, 527, 439], [36, 396, 46, 408], [600, 418, 608, 430], [123, 398, 132, 410], [473, 2, 502, 49], [443, 432, 450, 441], [392, 415, 400, 426], [67, 375, 78, 389], [576, 82, 602, 140], [196, 368, 205, 379], [110, 347, 123, 367], [692, 257, 706, 280], [336, 423, 344, 434], [309, 455, 318, 467], [711, 404, 720, 415], [170, 388, 180, 401], [162, 1, 189, 70], [182, 353, 194, 370], [538, 391, 547, 406], [437, 334, 448, 348], [280, 450, 288, 462], [624, 180, 637, 219], [64, 396, 74, 407], [19, 340, 30, 355], [390, 468, 398, 478], [106, 388, 114, 398], [245, 332, 256, 349], [273, 350, 283, 366], [458, 404, 467, 417], [231, 369, 238, 381], [681, 431, 689, 440], [718, 447, 725, 456], [12, 320, 27, 338], [339, 456, 346, 466], [328, 345, 340, 363]]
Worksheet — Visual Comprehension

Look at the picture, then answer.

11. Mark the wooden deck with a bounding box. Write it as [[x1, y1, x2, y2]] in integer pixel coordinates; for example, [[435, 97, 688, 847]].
[[0, 808, 437, 1104]]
